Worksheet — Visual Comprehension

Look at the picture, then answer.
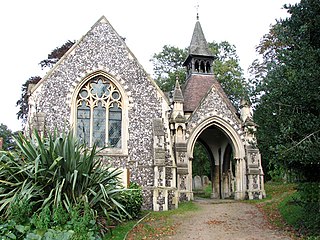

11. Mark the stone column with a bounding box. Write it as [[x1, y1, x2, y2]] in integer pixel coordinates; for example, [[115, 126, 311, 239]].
[[234, 158, 245, 200], [211, 165, 220, 198]]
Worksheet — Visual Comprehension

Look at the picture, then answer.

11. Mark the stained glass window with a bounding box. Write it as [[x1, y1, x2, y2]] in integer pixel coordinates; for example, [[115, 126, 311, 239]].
[[76, 75, 122, 148]]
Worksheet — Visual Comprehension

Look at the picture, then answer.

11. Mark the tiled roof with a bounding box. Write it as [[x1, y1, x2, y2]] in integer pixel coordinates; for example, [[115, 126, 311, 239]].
[[188, 21, 213, 57], [183, 74, 238, 116], [183, 74, 214, 112]]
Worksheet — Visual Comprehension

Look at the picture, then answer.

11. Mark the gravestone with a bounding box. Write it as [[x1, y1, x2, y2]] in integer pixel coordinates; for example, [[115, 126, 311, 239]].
[[194, 175, 202, 190], [202, 175, 210, 186]]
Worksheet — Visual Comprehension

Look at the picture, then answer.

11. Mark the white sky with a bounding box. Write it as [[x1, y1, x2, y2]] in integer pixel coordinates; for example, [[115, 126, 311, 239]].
[[0, 0, 298, 132]]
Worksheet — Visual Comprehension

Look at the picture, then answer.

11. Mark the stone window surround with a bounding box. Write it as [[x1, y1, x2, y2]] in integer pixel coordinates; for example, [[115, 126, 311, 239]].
[[70, 70, 129, 156]]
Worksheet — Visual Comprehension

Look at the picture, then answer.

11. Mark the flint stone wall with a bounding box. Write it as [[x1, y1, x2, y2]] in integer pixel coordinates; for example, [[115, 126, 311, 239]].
[[186, 84, 244, 142], [30, 19, 168, 209]]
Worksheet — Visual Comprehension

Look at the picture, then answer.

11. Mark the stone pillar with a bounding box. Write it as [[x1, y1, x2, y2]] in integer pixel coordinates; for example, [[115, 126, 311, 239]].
[[211, 165, 220, 198], [235, 158, 246, 200], [152, 118, 167, 211], [246, 147, 265, 199]]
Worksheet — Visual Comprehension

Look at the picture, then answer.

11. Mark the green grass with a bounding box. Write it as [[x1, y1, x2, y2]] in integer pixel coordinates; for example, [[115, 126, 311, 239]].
[[104, 201, 198, 239], [193, 183, 212, 198], [278, 191, 304, 228], [104, 219, 138, 240], [252, 182, 320, 239]]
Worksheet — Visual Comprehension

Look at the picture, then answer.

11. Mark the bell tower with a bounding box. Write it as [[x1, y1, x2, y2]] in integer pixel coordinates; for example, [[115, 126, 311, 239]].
[[183, 15, 215, 77]]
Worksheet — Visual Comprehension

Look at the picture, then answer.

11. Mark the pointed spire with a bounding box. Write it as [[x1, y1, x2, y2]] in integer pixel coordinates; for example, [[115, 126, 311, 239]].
[[188, 21, 213, 57], [173, 77, 184, 102]]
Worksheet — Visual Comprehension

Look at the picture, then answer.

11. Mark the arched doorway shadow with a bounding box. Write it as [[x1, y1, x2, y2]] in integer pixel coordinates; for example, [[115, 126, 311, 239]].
[[187, 117, 246, 200]]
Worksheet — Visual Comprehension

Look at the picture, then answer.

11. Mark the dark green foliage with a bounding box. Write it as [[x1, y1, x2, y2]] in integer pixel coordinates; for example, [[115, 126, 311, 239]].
[[150, 45, 188, 92], [208, 41, 249, 108], [121, 182, 143, 219], [9, 198, 33, 225], [39, 40, 75, 69], [192, 142, 211, 177], [32, 206, 52, 230], [67, 203, 99, 240], [0, 123, 18, 150], [279, 183, 320, 237], [0, 130, 129, 238], [52, 204, 69, 227], [0, 220, 29, 240], [295, 183, 320, 235], [16, 76, 42, 122], [250, 0, 320, 181]]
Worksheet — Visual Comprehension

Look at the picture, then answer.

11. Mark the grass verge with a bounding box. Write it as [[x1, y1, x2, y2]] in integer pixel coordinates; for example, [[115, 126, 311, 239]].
[[254, 182, 320, 240], [105, 201, 199, 240]]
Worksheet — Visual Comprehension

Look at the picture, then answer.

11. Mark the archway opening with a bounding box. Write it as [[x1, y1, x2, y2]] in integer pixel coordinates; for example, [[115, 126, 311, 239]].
[[192, 124, 236, 199]]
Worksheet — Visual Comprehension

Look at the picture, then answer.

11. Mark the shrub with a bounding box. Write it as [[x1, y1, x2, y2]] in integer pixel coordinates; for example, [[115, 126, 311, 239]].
[[296, 182, 320, 236], [0, 130, 129, 236], [9, 197, 33, 225], [121, 182, 143, 219]]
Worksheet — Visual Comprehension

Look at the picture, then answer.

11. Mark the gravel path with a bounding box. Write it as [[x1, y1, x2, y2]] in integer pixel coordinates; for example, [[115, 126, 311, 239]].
[[165, 199, 292, 240]]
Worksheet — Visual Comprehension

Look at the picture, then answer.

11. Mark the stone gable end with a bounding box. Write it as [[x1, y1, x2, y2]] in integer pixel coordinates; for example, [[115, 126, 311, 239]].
[[28, 17, 172, 209], [31, 18, 165, 132], [186, 84, 243, 140]]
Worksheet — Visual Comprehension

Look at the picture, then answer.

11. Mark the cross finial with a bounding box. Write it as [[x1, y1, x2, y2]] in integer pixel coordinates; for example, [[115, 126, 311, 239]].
[[195, 1, 199, 20]]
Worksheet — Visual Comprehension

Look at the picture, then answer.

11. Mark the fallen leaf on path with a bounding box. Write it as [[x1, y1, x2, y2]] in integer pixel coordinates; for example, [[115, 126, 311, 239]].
[[205, 219, 226, 225]]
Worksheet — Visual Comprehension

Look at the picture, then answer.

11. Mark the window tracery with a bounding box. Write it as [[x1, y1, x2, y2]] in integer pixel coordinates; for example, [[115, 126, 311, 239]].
[[76, 75, 122, 148]]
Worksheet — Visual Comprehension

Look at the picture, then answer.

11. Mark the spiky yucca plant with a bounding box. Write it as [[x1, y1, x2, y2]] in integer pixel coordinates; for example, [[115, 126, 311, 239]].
[[0, 130, 128, 228]]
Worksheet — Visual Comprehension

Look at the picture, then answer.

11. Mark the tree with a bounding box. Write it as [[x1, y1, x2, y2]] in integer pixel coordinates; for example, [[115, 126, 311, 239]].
[[150, 45, 188, 92], [151, 41, 248, 109], [16, 40, 75, 123], [208, 41, 248, 108], [250, 0, 320, 181], [0, 123, 17, 150], [16, 76, 41, 123], [192, 142, 211, 177], [39, 40, 75, 69]]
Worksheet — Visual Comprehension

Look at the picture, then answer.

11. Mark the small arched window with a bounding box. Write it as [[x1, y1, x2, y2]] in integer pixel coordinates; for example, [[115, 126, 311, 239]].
[[195, 60, 200, 72], [76, 75, 122, 148], [205, 61, 211, 73], [200, 61, 205, 73]]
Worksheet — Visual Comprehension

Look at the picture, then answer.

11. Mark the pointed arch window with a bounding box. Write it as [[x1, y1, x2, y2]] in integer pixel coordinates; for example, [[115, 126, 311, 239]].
[[76, 75, 122, 148]]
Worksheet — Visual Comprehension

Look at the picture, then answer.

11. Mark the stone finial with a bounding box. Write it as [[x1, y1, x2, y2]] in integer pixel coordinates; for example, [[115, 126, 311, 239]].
[[240, 99, 253, 123], [173, 77, 184, 103]]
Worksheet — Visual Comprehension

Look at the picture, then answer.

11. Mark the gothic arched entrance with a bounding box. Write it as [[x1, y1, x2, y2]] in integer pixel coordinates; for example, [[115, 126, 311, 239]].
[[193, 126, 235, 199], [187, 117, 247, 200]]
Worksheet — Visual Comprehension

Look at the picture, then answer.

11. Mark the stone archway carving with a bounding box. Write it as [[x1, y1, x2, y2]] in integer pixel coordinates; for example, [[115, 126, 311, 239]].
[[186, 116, 247, 200]]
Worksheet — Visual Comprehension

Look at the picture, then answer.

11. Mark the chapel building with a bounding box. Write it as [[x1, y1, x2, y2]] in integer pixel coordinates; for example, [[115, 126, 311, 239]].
[[27, 16, 265, 211]]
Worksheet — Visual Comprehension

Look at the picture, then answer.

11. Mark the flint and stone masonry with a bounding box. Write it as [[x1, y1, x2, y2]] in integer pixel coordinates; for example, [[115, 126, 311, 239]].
[[27, 16, 265, 211]]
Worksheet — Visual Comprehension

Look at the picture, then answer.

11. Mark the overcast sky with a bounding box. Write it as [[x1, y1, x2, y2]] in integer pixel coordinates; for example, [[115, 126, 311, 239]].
[[0, 0, 299, 131]]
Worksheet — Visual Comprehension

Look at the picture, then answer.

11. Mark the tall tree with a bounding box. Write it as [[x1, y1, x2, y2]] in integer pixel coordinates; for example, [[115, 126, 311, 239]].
[[150, 45, 188, 92], [208, 41, 248, 108], [250, 0, 320, 181], [17, 40, 75, 123], [151, 41, 248, 109]]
